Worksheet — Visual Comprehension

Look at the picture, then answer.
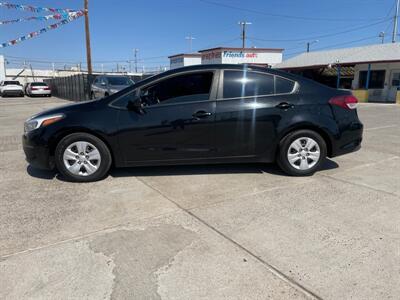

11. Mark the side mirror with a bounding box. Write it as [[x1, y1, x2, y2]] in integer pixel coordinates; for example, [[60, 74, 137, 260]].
[[127, 96, 145, 114]]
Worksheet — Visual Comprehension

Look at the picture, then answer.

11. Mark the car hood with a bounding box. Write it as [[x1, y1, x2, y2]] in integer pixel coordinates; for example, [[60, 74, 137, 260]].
[[28, 100, 98, 120], [110, 85, 130, 91]]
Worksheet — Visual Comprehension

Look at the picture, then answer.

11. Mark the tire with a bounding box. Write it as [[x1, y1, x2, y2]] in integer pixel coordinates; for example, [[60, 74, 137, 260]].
[[104, 92, 109, 97], [277, 129, 327, 176], [55, 132, 112, 182], [90, 92, 95, 100]]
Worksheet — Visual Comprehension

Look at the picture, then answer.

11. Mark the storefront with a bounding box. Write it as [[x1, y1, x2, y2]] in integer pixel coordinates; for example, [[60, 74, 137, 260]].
[[276, 43, 400, 103], [168, 47, 284, 69], [353, 62, 400, 102], [199, 47, 283, 66]]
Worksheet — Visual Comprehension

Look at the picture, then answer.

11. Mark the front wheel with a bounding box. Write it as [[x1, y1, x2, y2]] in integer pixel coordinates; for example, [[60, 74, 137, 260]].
[[55, 133, 112, 182], [277, 130, 327, 176]]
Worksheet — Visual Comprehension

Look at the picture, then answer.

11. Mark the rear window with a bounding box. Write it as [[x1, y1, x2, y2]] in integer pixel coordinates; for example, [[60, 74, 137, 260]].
[[107, 77, 132, 86], [30, 82, 48, 87], [4, 81, 20, 85], [275, 77, 295, 94]]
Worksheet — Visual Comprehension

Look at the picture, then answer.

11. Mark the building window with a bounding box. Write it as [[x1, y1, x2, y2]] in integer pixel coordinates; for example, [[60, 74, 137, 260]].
[[359, 70, 386, 89], [391, 72, 400, 88]]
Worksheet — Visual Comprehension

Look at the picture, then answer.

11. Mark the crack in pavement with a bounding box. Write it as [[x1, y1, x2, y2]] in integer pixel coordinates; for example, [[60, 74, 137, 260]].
[[135, 176, 323, 300]]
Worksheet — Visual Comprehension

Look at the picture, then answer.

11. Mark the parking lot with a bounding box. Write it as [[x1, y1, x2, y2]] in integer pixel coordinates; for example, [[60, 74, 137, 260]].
[[1, 96, 399, 299]]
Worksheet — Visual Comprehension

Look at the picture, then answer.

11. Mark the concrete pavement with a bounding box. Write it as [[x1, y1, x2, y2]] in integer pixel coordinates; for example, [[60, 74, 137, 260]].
[[0, 97, 399, 299]]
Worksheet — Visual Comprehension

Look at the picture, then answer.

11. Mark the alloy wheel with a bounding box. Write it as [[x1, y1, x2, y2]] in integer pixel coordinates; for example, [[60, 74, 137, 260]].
[[63, 141, 102, 176], [287, 137, 320, 170]]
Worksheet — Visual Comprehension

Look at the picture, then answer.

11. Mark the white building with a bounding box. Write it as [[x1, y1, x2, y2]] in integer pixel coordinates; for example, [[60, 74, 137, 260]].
[[276, 43, 400, 103], [168, 47, 284, 69], [199, 47, 283, 66], [0, 55, 5, 81], [168, 53, 202, 69]]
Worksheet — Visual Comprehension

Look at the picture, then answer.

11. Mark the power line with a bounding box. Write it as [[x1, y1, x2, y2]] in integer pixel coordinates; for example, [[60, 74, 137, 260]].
[[248, 18, 392, 43], [284, 35, 379, 57], [198, 0, 387, 22]]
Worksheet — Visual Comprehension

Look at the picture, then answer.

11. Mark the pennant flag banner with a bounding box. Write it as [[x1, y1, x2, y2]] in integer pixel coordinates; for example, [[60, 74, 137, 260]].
[[0, 12, 84, 48], [0, 2, 75, 13], [0, 13, 71, 25]]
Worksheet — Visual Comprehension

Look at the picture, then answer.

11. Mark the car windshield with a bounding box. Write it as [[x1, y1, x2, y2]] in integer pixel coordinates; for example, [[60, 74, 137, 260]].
[[30, 82, 48, 87], [107, 77, 132, 86], [4, 81, 20, 85]]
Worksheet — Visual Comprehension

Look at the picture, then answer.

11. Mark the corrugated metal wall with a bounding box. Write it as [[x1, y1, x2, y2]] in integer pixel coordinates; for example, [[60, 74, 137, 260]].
[[44, 74, 148, 101]]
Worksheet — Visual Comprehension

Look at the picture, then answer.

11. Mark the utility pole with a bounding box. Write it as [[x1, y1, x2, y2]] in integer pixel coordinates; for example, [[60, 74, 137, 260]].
[[393, 0, 400, 43], [84, 0, 93, 74], [306, 40, 319, 52], [185, 36, 196, 52], [133, 48, 139, 73], [238, 21, 251, 48], [379, 31, 385, 44]]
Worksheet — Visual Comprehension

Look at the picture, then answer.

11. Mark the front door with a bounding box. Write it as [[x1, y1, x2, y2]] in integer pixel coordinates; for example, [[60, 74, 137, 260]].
[[115, 70, 218, 163]]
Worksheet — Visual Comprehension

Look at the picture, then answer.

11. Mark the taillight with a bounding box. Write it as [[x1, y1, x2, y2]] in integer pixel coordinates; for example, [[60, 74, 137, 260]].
[[329, 95, 358, 110]]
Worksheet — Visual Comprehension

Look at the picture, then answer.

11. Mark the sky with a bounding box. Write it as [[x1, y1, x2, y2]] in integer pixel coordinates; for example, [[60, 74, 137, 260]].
[[0, 0, 398, 71]]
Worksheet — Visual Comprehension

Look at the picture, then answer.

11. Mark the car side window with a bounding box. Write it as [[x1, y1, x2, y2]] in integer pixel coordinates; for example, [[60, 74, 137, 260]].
[[139, 72, 214, 106], [275, 76, 295, 94], [111, 89, 137, 108], [223, 70, 274, 99]]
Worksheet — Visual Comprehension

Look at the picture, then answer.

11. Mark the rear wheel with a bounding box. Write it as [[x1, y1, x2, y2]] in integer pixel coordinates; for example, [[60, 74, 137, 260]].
[[55, 133, 112, 182], [277, 130, 327, 176]]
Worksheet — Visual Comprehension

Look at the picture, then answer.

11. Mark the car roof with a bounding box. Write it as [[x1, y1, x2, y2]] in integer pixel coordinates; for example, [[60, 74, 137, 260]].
[[140, 64, 303, 86]]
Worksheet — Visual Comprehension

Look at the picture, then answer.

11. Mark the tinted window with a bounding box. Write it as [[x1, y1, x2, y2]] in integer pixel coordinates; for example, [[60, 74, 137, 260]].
[[107, 77, 132, 86], [30, 82, 48, 87], [111, 90, 137, 107], [359, 70, 385, 89], [4, 81, 20, 85], [140, 72, 213, 106], [223, 71, 274, 99], [275, 76, 295, 94]]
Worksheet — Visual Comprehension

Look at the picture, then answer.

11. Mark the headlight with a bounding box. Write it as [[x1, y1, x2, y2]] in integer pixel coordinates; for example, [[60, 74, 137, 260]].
[[24, 114, 65, 133]]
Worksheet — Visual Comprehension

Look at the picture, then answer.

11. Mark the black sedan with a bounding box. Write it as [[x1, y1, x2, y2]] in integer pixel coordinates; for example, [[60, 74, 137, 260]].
[[23, 64, 363, 182]]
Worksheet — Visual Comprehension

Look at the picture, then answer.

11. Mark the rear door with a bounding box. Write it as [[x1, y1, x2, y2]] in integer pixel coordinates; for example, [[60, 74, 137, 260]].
[[215, 69, 298, 158], [114, 70, 218, 163]]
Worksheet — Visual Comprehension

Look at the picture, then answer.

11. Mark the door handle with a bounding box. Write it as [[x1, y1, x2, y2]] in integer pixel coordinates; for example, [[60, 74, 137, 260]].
[[276, 102, 294, 110], [192, 111, 212, 119]]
